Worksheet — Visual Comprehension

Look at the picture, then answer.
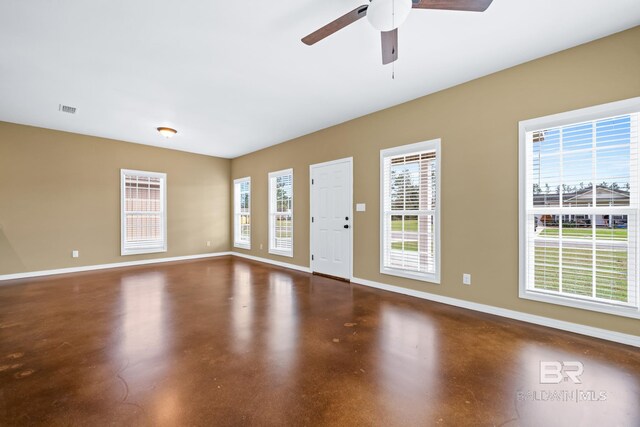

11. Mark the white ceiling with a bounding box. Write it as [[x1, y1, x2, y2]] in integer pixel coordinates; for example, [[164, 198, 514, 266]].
[[0, 1, 638, 158]]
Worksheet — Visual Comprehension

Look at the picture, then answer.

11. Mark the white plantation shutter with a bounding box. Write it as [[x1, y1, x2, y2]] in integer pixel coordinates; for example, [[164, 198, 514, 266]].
[[381, 140, 440, 283], [121, 170, 167, 255], [234, 177, 251, 249], [521, 101, 640, 317], [269, 169, 293, 257]]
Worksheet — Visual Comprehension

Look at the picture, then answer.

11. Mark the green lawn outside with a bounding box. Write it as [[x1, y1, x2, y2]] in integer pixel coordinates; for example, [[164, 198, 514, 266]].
[[391, 219, 418, 232], [391, 241, 418, 251], [539, 227, 627, 240], [274, 218, 292, 238], [391, 218, 419, 251], [534, 246, 627, 302]]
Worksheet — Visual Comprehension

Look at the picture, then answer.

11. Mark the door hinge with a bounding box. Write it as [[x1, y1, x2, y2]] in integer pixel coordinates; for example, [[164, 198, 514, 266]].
[[312, 179, 314, 184], [312, 216, 314, 223], [312, 255, 314, 261]]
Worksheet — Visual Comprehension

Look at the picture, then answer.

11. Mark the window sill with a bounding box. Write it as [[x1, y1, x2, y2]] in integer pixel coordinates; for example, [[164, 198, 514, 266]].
[[269, 249, 293, 258], [520, 289, 640, 320], [381, 267, 440, 284], [234, 243, 251, 250], [121, 247, 167, 256]]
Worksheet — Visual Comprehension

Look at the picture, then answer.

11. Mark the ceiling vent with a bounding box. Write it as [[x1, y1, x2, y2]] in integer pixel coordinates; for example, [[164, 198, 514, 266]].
[[58, 104, 77, 114]]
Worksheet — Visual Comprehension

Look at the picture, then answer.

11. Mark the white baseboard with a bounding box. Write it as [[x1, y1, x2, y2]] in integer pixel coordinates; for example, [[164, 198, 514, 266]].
[[231, 252, 311, 273], [351, 277, 640, 348], [0, 252, 232, 282], [0, 250, 311, 282]]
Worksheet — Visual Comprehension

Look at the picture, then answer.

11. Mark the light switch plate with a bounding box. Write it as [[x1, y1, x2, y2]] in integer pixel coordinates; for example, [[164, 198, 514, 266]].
[[356, 203, 366, 212]]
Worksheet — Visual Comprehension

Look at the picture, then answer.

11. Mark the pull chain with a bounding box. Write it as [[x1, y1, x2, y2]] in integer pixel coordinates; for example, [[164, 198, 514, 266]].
[[392, 0, 395, 80]]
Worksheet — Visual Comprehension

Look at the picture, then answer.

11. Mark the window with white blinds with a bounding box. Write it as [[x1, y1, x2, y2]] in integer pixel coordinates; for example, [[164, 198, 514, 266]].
[[520, 98, 640, 318], [121, 169, 167, 256], [269, 169, 293, 257], [234, 177, 251, 249], [381, 139, 440, 283]]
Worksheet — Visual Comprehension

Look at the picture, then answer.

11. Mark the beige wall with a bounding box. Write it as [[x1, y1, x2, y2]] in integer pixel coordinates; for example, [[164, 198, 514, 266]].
[[231, 26, 640, 336], [0, 123, 230, 274], [1, 27, 637, 335]]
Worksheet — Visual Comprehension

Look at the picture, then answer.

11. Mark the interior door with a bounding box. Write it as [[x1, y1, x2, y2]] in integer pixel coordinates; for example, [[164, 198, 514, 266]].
[[311, 158, 352, 279]]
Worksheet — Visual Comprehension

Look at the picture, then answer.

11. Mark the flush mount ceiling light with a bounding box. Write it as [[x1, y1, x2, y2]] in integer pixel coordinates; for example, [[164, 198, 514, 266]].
[[157, 127, 177, 138]]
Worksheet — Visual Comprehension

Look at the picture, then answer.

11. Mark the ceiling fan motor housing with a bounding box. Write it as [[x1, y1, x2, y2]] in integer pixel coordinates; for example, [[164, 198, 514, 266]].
[[367, 0, 413, 31]]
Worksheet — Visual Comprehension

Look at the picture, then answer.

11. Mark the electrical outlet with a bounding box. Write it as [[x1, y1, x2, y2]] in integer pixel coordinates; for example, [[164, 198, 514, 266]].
[[206, 241, 211, 247], [72, 250, 79, 258], [463, 273, 471, 285]]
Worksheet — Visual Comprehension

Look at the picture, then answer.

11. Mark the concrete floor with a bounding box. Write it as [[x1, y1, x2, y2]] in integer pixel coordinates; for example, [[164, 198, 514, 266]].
[[0, 256, 638, 426]]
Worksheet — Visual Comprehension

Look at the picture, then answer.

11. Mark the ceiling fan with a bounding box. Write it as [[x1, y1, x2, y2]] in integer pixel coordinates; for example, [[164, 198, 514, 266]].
[[302, 0, 494, 65]]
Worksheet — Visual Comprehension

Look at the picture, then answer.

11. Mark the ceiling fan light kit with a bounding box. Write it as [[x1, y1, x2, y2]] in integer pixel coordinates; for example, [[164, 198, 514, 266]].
[[367, 0, 412, 31], [302, 0, 494, 65]]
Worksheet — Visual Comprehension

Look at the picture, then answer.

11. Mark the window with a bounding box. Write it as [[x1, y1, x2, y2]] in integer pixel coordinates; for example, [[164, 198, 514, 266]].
[[234, 177, 251, 249], [121, 169, 167, 255], [519, 98, 640, 318], [381, 139, 440, 283], [269, 169, 293, 257]]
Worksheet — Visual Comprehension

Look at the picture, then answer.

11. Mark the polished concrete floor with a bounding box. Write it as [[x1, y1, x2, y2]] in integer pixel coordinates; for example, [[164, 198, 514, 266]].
[[0, 256, 638, 426]]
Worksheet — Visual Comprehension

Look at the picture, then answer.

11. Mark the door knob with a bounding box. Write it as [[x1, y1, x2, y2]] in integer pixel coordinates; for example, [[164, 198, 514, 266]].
[[344, 225, 349, 229]]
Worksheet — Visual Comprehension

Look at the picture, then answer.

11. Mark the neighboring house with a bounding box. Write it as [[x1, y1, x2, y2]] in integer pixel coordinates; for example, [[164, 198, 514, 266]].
[[563, 186, 630, 207], [534, 185, 629, 228]]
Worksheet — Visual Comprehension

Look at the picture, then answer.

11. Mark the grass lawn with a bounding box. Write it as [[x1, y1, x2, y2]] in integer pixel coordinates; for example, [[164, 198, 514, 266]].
[[391, 218, 418, 251], [274, 218, 292, 238], [391, 241, 418, 251], [534, 246, 628, 302], [539, 227, 627, 239], [391, 219, 418, 232]]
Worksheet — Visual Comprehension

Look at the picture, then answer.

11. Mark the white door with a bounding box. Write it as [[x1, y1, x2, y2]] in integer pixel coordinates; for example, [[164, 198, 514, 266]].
[[310, 158, 352, 279]]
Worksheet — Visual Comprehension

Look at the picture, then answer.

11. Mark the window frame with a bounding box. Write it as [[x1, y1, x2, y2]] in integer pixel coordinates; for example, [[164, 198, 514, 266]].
[[233, 177, 251, 250], [120, 169, 167, 256], [380, 139, 441, 284], [268, 168, 294, 258], [519, 97, 640, 319]]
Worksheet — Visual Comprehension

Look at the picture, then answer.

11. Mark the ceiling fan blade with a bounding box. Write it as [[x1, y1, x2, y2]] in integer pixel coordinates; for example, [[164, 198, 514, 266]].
[[381, 28, 398, 65], [302, 5, 369, 45], [411, 0, 493, 12]]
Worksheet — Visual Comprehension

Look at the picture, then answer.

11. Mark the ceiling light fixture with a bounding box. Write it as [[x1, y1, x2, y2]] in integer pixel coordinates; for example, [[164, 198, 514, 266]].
[[157, 127, 177, 138]]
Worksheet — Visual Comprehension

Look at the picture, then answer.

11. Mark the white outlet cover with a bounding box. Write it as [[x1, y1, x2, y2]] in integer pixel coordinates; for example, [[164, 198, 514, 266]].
[[356, 203, 366, 212], [463, 274, 471, 285], [72, 250, 79, 258]]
